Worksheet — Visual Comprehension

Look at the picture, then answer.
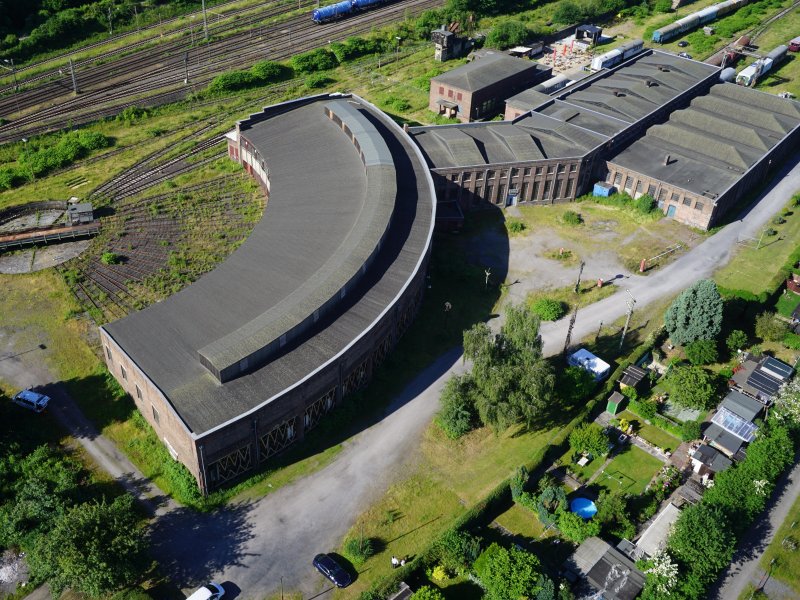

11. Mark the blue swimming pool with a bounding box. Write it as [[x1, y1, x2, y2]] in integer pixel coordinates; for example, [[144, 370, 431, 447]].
[[570, 497, 598, 519]]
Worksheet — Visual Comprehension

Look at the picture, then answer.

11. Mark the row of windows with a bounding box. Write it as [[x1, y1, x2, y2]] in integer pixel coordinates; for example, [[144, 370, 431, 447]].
[[438, 86, 464, 101], [611, 171, 705, 212], [449, 163, 577, 184], [448, 176, 576, 204], [106, 344, 159, 426]]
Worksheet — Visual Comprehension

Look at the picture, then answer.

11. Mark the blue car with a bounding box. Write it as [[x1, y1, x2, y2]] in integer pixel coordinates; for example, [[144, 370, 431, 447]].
[[312, 554, 352, 588]]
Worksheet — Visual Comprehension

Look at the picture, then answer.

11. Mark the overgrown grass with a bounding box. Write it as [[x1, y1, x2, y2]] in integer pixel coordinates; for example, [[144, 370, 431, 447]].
[[494, 503, 554, 540], [618, 409, 680, 453], [527, 281, 618, 314]]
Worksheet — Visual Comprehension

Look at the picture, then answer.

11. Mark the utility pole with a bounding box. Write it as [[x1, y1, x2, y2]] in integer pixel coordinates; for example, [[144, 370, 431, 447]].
[[201, 0, 209, 41], [183, 52, 189, 84], [595, 320, 603, 343], [619, 289, 636, 351], [574, 261, 586, 294], [107, 5, 114, 35], [563, 306, 578, 357], [68, 58, 79, 94]]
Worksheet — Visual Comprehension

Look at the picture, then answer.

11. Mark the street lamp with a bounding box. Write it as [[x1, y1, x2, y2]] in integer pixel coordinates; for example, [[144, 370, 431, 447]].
[[395, 36, 402, 57]]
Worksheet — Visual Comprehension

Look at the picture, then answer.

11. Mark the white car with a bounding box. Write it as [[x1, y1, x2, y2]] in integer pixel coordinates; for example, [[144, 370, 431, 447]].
[[12, 389, 50, 413], [186, 584, 225, 600]]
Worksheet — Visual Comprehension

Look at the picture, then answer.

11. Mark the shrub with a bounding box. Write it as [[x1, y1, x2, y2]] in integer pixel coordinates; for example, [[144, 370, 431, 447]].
[[530, 297, 567, 321], [634, 194, 656, 213], [506, 218, 527, 234], [291, 48, 339, 73], [562, 210, 583, 225], [629, 398, 657, 420], [765, 228, 778, 236], [784, 332, 800, 350], [250, 60, 292, 83], [436, 374, 478, 439], [726, 329, 748, 355], [410, 586, 445, 600], [101, 252, 121, 265], [207, 70, 256, 94], [431, 528, 481, 575], [382, 95, 411, 112], [486, 20, 530, 49], [755, 311, 788, 342], [344, 537, 375, 565], [680, 420, 701, 441], [305, 74, 333, 89], [665, 365, 716, 410], [773, 216, 786, 225], [558, 511, 601, 542], [685, 339, 718, 365]]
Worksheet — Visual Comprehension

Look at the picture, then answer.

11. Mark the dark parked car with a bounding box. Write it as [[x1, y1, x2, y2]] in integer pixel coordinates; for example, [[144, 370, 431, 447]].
[[677, 40, 689, 47], [313, 554, 352, 588]]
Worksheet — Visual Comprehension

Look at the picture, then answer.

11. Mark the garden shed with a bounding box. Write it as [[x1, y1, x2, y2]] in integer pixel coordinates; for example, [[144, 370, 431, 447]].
[[619, 364, 647, 390], [607, 391, 625, 415]]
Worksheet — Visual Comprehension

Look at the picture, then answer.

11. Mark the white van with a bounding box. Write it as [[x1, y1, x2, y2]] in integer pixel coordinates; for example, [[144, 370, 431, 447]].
[[12, 390, 50, 413], [186, 583, 225, 600]]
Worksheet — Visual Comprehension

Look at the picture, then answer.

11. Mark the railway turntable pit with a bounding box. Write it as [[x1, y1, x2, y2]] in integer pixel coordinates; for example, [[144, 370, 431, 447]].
[[99, 93, 436, 493]]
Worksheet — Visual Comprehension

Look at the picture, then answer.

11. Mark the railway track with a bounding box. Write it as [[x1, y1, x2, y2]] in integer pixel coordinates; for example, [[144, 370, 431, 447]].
[[748, 0, 800, 42], [0, 0, 442, 142]]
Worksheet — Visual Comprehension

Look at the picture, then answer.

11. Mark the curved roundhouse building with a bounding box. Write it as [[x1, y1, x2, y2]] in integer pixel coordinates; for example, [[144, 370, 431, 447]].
[[100, 94, 436, 493]]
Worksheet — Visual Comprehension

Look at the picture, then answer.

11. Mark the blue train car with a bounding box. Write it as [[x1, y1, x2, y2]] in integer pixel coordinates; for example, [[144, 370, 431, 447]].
[[652, 0, 751, 43], [312, 0, 353, 23], [352, 0, 384, 9]]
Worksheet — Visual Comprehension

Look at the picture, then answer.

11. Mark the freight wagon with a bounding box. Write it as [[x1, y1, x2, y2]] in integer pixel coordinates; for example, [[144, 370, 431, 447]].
[[652, 0, 751, 43], [736, 44, 788, 86], [590, 39, 645, 71], [312, 0, 390, 23], [705, 34, 750, 67]]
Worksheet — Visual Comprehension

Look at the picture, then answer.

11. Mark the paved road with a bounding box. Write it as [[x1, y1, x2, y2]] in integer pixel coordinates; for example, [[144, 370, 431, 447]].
[[711, 456, 800, 600], [539, 155, 800, 354]]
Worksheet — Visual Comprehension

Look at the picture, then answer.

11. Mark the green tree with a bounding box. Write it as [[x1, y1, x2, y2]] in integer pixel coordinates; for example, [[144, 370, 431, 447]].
[[569, 423, 609, 459], [534, 485, 567, 526], [557, 511, 601, 542], [436, 374, 478, 439], [685, 339, 718, 365], [595, 491, 635, 540], [668, 504, 735, 589], [773, 379, 800, 427], [530, 298, 567, 321], [553, 0, 584, 24], [755, 311, 788, 342], [410, 586, 446, 600], [725, 329, 748, 355], [463, 303, 555, 431], [664, 365, 716, 409], [431, 528, 481, 575], [27, 494, 146, 597], [640, 550, 679, 599], [486, 20, 529, 49], [473, 543, 545, 600], [664, 279, 723, 346]]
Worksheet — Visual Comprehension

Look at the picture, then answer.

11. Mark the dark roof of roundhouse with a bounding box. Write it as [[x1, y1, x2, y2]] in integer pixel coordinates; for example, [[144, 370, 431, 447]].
[[607, 83, 800, 198], [103, 95, 435, 436]]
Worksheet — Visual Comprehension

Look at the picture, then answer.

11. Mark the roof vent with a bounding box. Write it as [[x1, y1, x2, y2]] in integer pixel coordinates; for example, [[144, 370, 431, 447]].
[[612, 89, 626, 97], [645, 79, 657, 87], [657, 65, 670, 72], [664, 154, 671, 166]]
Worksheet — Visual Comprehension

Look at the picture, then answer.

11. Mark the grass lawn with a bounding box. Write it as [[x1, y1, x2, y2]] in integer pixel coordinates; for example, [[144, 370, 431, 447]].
[[619, 410, 681, 453], [558, 447, 606, 483], [714, 199, 800, 294], [760, 488, 800, 594], [775, 291, 800, 319], [595, 445, 664, 496], [494, 503, 554, 540], [753, 6, 800, 100]]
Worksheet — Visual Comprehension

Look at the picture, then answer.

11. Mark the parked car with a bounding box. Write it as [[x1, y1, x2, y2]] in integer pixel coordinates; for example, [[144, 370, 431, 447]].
[[186, 583, 225, 600], [313, 554, 352, 588], [12, 389, 50, 413], [677, 40, 689, 47], [678, 52, 692, 59]]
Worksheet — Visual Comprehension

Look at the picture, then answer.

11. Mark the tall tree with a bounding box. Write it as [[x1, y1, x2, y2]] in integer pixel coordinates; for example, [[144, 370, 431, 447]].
[[568, 423, 609, 459], [668, 504, 735, 590], [463, 304, 555, 430], [473, 543, 545, 600], [664, 279, 723, 346], [664, 365, 716, 409]]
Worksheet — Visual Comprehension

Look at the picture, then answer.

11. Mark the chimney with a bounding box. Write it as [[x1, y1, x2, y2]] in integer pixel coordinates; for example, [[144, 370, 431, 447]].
[[664, 154, 671, 165]]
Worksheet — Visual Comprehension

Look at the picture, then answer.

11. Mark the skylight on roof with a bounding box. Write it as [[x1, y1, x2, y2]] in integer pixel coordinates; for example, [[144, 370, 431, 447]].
[[711, 406, 758, 442]]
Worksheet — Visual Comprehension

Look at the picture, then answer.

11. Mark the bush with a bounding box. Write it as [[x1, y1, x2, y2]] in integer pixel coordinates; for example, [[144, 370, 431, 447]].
[[382, 94, 411, 112], [207, 70, 256, 94], [680, 420, 701, 441], [773, 216, 786, 225], [431, 528, 481, 575], [784, 332, 800, 350], [486, 20, 530, 49], [305, 74, 333, 89], [726, 330, 748, 355], [558, 510, 601, 542], [634, 194, 656, 213], [250, 60, 292, 83], [530, 297, 567, 321], [629, 398, 657, 420], [291, 48, 339, 74], [436, 374, 478, 439], [101, 252, 121, 265], [562, 210, 583, 225], [344, 537, 375, 565], [506, 218, 527, 234], [685, 339, 718, 365], [410, 586, 445, 600], [756, 311, 788, 342]]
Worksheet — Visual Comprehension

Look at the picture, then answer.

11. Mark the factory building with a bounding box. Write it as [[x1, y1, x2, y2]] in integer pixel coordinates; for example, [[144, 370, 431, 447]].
[[100, 94, 436, 493], [429, 52, 552, 122], [415, 48, 800, 229]]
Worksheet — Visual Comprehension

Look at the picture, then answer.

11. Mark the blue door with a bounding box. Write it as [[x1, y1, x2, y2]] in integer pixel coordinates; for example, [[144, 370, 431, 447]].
[[666, 204, 677, 218]]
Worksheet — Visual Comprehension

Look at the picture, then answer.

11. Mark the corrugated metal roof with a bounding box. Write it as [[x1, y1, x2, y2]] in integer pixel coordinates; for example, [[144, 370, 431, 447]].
[[432, 53, 546, 92]]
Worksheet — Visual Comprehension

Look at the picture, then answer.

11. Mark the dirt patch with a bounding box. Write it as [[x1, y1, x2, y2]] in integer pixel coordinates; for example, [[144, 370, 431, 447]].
[[0, 550, 29, 597]]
